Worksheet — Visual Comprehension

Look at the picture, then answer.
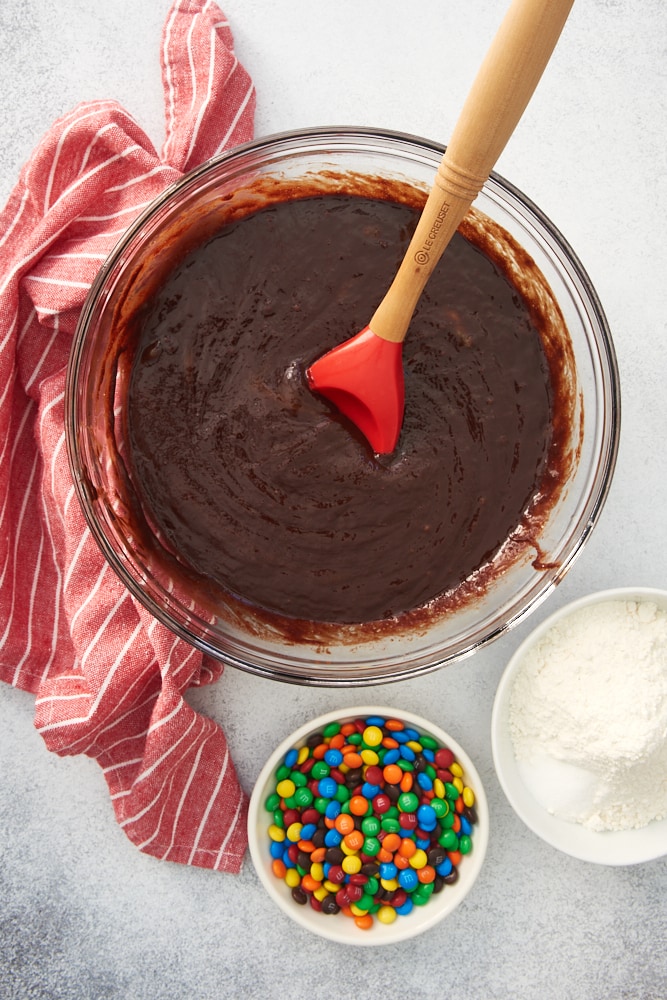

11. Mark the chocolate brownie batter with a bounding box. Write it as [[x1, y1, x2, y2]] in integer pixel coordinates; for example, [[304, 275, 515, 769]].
[[126, 187, 568, 625]]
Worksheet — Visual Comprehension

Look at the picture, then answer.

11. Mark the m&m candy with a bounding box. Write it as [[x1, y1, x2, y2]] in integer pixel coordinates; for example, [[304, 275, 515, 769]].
[[264, 714, 478, 930]]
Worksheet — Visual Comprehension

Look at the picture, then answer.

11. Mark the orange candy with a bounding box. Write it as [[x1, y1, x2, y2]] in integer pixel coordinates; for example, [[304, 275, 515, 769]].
[[354, 914, 374, 930], [381, 832, 401, 854], [399, 772, 413, 793], [343, 829, 364, 852], [397, 837, 417, 859], [385, 719, 405, 731], [343, 752, 363, 769], [301, 874, 322, 893], [349, 795, 369, 816], [382, 763, 402, 785], [271, 858, 287, 879], [448, 850, 462, 867], [334, 813, 355, 835], [417, 865, 436, 884]]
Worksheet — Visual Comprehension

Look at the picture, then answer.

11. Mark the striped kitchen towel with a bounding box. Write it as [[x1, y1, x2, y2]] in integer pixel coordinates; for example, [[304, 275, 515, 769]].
[[0, 0, 255, 872]]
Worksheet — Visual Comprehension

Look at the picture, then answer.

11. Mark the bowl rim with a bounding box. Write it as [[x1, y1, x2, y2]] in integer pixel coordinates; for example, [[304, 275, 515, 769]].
[[247, 704, 490, 945], [65, 125, 622, 685], [491, 586, 667, 866]]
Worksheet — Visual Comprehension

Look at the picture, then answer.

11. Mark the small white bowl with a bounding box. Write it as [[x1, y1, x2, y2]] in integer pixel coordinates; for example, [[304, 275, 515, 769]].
[[248, 706, 489, 945], [491, 587, 667, 865]]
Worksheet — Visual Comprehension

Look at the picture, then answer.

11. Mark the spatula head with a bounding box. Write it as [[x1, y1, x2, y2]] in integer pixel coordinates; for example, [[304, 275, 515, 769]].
[[306, 326, 405, 455]]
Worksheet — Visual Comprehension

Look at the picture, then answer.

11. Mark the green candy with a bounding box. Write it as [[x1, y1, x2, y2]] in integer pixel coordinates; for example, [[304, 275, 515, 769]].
[[412, 883, 435, 905], [361, 816, 381, 836], [397, 791, 419, 813], [439, 810, 456, 830], [430, 797, 449, 818], [363, 836, 381, 856], [459, 834, 472, 855], [322, 722, 341, 738], [438, 828, 459, 851], [381, 816, 401, 833], [264, 792, 281, 812], [293, 786, 313, 808]]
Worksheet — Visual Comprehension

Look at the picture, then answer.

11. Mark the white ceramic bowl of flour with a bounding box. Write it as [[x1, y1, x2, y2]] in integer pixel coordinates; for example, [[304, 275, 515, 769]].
[[491, 588, 667, 865]]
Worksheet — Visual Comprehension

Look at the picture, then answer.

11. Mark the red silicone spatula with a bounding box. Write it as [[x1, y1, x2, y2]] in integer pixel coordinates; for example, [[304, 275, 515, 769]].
[[307, 0, 574, 454]]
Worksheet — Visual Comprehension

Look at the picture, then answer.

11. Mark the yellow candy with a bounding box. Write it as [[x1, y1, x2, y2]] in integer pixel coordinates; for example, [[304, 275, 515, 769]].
[[310, 862, 324, 882], [324, 880, 340, 893], [286, 822, 302, 842], [377, 905, 397, 925], [433, 778, 446, 799], [350, 902, 367, 916], [463, 786, 476, 808], [406, 740, 423, 753], [296, 746, 310, 765], [409, 848, 428, 869], [276, 778, 296, 798], [453, 776, 464, 793], [362, 725, 383, 747], [313, 886, 329, 902], [360, 748, 379, 766], [380, 877, 399, 891], [284, 869, 301, 888], [268, 824, 285, 842], [450, 761, 464, 778], [342, 854, 362, 875]]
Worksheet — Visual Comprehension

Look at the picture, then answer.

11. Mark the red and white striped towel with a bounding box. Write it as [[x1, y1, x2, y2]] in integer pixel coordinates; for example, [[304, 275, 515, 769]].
[[0, 0, 255, 872]]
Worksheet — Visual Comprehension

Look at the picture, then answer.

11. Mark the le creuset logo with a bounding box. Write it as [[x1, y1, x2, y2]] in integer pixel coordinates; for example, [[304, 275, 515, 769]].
[[414, 199, 452, 265]]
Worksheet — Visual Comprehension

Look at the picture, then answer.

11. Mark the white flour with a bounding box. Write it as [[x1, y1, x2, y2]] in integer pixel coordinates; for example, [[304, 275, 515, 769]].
[[508, 598, 667, 831]]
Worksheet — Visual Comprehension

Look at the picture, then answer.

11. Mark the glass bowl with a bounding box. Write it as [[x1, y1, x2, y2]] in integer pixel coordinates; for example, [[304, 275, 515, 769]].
[[247, 706, 489, 945], [65, 127, 620, 686]]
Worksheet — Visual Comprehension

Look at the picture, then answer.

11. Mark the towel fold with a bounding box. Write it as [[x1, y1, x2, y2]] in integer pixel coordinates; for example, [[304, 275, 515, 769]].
[[0, 0, 256, 873]]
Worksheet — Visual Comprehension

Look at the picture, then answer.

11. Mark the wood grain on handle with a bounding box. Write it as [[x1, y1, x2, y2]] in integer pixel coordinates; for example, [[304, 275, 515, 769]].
[[370, 0, 575, 344]]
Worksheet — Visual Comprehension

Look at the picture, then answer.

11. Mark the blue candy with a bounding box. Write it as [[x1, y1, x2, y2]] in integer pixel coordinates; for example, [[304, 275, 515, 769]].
[[324, 828, 342, 847], [398, 868, 419, 892], [318, 776, 338, 799], [325, 800, 341, 820], [379, 862, 398, 881], [436, 857, 453, 877]]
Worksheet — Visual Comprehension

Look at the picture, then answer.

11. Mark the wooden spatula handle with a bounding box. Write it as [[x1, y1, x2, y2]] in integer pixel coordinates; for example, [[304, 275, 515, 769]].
[[370, 0, 575, 344]]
